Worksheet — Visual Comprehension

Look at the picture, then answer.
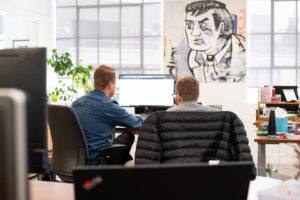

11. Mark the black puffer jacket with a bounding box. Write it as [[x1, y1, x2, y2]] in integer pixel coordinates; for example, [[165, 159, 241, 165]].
[[135, 111, 256, 179]]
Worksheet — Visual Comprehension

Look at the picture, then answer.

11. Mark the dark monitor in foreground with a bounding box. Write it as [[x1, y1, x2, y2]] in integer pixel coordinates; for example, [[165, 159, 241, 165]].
[[74, 162, 253, 200], [0, 89, 28, 200], [118, 74, 175, 107], [0, 48, 48, 173]]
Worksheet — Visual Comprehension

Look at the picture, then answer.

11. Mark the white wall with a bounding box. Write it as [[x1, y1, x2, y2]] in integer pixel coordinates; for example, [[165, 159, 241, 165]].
[[200, 84, 257, 160], [0, 0, 56, 92], [200, 84, 298, 171], [0, 0, 55, 52]]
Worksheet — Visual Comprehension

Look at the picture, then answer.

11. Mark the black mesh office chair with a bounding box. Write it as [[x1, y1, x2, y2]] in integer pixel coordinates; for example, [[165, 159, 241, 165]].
[[48, 105, 127, 182]]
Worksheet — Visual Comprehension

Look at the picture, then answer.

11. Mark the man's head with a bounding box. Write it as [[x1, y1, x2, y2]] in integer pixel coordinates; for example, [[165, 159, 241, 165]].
[[185, 0, 233, 52], [175, 76, 199, 104], [94, 65, 116, 98]]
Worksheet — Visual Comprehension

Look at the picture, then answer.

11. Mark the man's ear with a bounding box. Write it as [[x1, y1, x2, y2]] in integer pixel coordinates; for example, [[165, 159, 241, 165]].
[[219, 22, 225, 33], [108, 81, 114, 89], [175, 93, 182, 105]]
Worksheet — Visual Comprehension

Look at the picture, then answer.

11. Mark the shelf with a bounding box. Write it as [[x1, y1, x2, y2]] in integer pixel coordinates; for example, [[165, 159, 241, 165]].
[[256, 101, 300, 132], [255, 117, 300, 124], [255, 136, 300, 144], [258, 101, 300, 105]]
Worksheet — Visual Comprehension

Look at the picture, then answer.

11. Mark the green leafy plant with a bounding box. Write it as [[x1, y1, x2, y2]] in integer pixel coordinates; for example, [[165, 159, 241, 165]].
[[266, 163, 278, 178], [48, 49, 93, 104]]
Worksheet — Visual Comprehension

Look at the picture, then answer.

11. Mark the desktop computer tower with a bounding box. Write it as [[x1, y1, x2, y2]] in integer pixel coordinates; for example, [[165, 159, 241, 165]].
[[0, 89, 28, 200]]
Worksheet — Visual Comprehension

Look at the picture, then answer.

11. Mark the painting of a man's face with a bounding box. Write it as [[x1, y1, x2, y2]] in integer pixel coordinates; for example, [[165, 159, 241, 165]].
[[185, 10, 223, 52]]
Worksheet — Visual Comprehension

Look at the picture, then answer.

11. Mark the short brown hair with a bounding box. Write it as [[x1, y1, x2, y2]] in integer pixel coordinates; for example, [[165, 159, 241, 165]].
[[176, 76, 199, 101], [93, 65, 116, 90]]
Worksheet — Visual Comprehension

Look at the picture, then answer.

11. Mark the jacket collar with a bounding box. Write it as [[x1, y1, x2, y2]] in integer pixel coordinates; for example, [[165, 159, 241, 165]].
[[92, 89, 106, 97]]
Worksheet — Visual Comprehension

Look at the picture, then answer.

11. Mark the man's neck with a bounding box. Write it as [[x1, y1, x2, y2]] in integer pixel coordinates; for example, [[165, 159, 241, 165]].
[[180, 100, 198, 104], [95, 88, 110, 98]]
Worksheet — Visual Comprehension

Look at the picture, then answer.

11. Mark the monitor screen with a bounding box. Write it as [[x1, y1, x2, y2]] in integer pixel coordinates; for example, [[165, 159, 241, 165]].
[[283, 89, 297, 101], [118, 74, 175, 107], [274, 85, 298, 101], [0, 48, 48, 173]]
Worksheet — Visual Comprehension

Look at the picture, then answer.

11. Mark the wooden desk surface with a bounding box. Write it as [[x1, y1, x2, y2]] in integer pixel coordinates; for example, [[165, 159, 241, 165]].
[[29, 177, 280, 200], [29, 181, 74, 200], [254, 136, 300, 144], [116, 127, 139, 134]]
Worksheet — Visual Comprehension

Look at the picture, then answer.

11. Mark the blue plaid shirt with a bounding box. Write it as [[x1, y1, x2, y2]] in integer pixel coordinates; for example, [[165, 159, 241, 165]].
[[71, 90, 143, 165]]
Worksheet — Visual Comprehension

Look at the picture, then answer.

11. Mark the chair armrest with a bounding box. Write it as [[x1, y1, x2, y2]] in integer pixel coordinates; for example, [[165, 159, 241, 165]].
[[97, 144, 128, 165], [100, 144, 126, 151]]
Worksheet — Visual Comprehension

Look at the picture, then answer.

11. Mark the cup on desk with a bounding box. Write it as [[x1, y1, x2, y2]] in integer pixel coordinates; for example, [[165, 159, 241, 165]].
[[275, 117, 288, 134]]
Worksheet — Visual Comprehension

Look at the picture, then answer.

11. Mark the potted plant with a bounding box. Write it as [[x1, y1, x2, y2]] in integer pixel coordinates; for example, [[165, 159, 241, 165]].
[[47, 49, 93, 105], [265, 163, 278, 178]]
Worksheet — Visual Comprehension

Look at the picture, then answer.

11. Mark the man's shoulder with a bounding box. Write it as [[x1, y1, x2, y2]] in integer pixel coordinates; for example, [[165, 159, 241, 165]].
[[232, 34, 245, 41], [166, 105, 178, 112], [71, 95, 86, 105], [104, 99, 127, 113], [72, 92, 108, 107], [232, 34, 246, 48], [167, 103, 219, 112]]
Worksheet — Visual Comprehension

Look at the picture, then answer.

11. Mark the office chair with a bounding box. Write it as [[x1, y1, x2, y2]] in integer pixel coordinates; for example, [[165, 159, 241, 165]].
[[48, 105, 127, 182], [135, 111, 256, 179], [97, 144, 128, 165]]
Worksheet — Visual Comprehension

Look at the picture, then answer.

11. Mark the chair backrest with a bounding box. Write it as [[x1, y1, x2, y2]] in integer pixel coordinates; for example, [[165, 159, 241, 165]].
[[136, 111, 252, 164], [48, 105, 88, 181]]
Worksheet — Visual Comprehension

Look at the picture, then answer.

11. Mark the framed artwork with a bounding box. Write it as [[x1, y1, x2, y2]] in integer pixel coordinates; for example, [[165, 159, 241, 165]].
[[12, 39, 30, 48], [164, 0, 246, 83]]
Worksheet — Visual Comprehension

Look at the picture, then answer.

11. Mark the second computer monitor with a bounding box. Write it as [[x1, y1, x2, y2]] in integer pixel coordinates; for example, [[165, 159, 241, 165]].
[[0, 48, 48, 173], [118, 74, 174, 107]]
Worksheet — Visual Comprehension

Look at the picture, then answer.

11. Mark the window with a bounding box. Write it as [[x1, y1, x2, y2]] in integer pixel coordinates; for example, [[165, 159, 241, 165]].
[[56, 0, 163, 74], [247, 0, 300, 87]]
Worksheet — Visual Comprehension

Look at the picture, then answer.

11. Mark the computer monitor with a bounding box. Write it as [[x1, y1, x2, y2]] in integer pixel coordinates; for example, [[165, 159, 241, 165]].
[[274, 85, 298, 102], [0, 48, 48, 173], [268, 86, 299, 112], [0, 89, 28, 200], [118, 74, 175, 107], [74, 162, 253, 200]]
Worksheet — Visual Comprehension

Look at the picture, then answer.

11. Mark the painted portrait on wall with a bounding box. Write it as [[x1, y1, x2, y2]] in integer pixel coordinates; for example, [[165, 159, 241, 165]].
[[164, 0, 246, 83]]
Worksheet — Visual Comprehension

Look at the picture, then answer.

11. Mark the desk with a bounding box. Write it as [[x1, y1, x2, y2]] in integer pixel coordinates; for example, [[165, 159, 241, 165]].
[[29, 181, 74, 200], [116, 127, 139, 134], [29, 177, 281, 200], [254, 136, 300, 176]]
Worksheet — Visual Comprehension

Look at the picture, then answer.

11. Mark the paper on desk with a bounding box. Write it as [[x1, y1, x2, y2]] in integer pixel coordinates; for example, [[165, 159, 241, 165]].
[[286, 135, 300, 140], [275, 107, 287, 118], [258, 179, 300, 200], [248, 177, 281, 200]]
